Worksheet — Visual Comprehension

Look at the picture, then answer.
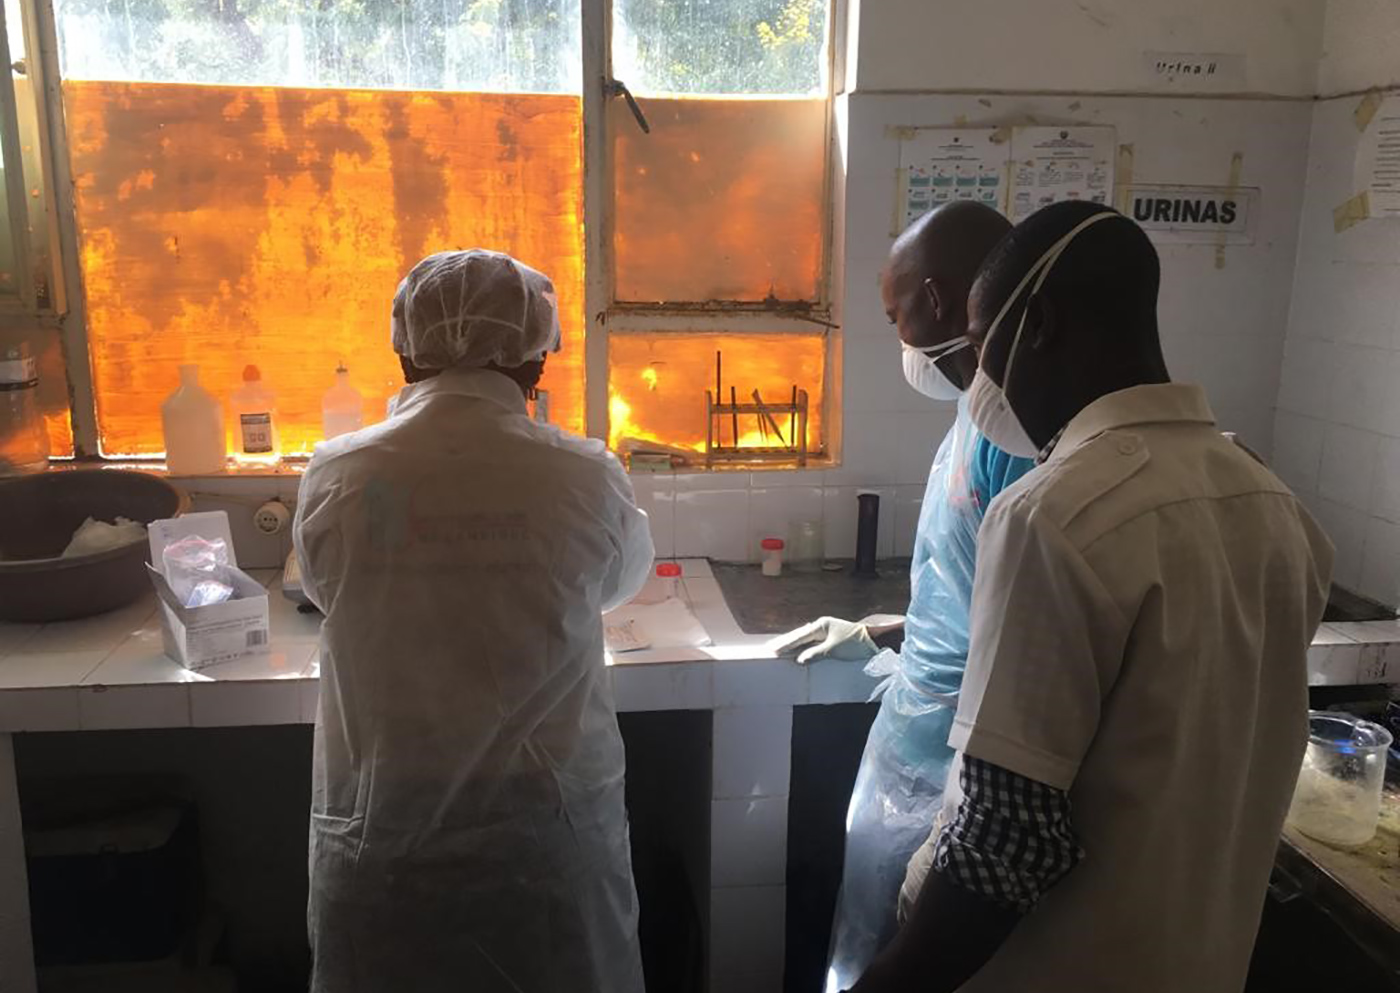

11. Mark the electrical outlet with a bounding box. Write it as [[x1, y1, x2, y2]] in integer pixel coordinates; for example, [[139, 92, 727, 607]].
[[254, 499, 291, 536]]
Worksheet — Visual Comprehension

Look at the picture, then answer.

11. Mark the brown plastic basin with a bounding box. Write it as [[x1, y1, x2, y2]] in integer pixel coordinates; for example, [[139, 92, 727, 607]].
[[0, 469, 187, 623]]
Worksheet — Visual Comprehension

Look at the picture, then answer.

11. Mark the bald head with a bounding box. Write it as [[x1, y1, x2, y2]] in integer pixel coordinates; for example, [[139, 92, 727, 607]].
[[881, 201, 1011, 390]]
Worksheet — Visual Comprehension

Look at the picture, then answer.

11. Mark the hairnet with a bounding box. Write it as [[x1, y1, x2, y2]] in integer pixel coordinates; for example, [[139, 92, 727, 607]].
[[391, 250, 562, 371]]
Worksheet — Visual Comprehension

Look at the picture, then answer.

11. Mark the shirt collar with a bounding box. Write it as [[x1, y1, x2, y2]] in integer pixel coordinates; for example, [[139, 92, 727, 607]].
[[390, 366, 528, 420], [1046, 382, 1216, 463]]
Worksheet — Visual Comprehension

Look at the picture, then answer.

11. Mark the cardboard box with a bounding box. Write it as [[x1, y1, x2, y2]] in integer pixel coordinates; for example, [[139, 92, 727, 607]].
[[146, 512, 270, 671]]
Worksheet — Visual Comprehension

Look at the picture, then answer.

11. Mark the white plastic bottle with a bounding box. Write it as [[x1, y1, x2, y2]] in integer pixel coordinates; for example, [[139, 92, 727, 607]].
[[161, 364, 225, 475], [321, 363, 363, 440], [230, 364, 280, 465]]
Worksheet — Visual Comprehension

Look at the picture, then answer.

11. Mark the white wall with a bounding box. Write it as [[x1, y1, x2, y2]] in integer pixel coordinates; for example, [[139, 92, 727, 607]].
[[850, 0, 1324, 97], [1271, 1, 1400, 604], [1315, 0, 1400, 95]]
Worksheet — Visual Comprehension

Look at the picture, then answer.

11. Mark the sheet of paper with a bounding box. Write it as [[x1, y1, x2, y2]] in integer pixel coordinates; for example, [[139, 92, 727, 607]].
[[603, 597, 711, 653], [1357, 96, 1400, 219], [898, 129, 1009, 231], [1008, 126, 1115, 222]]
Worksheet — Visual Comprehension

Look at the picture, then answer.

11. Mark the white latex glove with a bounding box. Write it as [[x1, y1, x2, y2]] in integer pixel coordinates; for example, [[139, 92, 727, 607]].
[[769, 616, 878, 665]]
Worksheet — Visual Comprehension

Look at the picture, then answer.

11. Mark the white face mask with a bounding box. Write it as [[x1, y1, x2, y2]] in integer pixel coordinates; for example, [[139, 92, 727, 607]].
[[900, 336, 970, 401], [969, 210, 1119, 458]]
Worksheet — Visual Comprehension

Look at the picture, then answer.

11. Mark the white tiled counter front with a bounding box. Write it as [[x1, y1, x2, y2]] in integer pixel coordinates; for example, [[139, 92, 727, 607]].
[[0, 561, 883, 993]]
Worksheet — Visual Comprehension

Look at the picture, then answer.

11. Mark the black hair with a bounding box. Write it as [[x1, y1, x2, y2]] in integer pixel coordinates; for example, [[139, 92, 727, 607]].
[[974, 201, 1161, 346]]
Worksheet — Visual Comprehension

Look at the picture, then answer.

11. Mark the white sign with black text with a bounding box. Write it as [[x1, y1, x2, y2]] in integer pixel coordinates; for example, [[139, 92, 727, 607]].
[[1127, 185, 1258, 244]]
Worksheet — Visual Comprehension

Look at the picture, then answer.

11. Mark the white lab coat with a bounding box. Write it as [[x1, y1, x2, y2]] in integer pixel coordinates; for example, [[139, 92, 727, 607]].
[[295, 366, 654, 993]]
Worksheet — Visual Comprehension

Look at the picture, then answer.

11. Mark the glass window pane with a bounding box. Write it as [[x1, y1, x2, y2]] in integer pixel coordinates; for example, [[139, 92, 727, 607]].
[[614, 97, 825, 303], [0, 132, 17, 297], [609, 331, 824, 460], [66, 83, 584, 456], [55, 0, 581, 94], [614, 0, 829, 96], [0, 328, 72, 456]]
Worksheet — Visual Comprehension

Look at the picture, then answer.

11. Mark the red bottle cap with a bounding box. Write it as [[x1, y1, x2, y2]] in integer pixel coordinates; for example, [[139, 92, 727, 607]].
[[761, 538, 785, 550], [656, 562, 682, 578]]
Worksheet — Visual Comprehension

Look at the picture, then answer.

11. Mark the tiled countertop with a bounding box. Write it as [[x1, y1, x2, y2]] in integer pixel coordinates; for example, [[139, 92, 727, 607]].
[[0, 560, 883, 733], [0, 567, 1397, 734]]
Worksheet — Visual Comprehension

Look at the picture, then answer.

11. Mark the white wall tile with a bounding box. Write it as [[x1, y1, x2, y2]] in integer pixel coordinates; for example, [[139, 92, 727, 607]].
[[712, 661, 808, 708], [612, 661, 715, 712], [826, 412, 901, 486], [0, 650, 110, 689], [1307, 643, 1361, 686], [78, 683, 191, 730], [1371, 437, 1400, 525], [713, 706, 793, 799], [190, 680, 302, 727], [749, 486, 824, 564], [1317, 424, 1381, 512], [892, 484, 926, 559], [1332, 263, 1400, 350], [709, 885, 786, 993], [1313, 498, 1368, 591], [1275, 335, 1335, 419], [1271, 411, 1326, 498], [1326, 344, 1394, 433], [893, 410, 955, 485], [0, 688, 79, 732], [631, 478, 676, 559], [189, 493, 284, 569], [823, 487, 896, 562], [808, 659, 883, 705], [674, 489, 750, 562], [711, 797, 788, 887], [1358, 516, 1400, 607]]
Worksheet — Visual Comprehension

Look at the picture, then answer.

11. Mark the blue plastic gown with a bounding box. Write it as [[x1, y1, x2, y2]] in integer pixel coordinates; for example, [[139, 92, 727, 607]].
[[824, 396, 1034, 992]]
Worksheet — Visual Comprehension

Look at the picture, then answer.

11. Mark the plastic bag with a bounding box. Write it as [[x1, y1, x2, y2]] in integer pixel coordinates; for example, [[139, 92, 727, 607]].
[[823, 397, 1028, 992], [162, 535, 236, 607], [61, 516, 147, 558]]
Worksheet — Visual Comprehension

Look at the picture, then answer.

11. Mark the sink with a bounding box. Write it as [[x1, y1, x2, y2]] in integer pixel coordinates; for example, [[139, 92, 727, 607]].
[[712, 561, 911, 636]]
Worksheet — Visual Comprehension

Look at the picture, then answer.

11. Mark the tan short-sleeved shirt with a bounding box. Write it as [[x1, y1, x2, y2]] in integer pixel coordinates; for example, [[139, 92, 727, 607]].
[[951, 383, 1332, 993]]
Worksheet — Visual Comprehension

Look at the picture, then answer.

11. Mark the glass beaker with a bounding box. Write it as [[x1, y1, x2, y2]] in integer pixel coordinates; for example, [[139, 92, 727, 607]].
[[0, 342, 50, 475], [787, 519, 823, 573], [1286, 711, 1393, 847]]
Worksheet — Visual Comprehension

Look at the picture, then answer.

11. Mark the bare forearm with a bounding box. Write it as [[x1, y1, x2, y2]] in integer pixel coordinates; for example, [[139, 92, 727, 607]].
[[849, 872, 1018, 993]]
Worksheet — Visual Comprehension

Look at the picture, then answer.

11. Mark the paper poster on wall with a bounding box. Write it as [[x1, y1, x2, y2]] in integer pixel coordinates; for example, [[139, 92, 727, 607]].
[[1356, 96, 1400, 219], [1008, 126, 1115, 222], [898, 129, 1009, 231]]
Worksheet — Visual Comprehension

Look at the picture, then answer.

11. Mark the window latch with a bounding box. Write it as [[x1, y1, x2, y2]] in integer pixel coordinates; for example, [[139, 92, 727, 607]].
[[604, 78, 650, 135]]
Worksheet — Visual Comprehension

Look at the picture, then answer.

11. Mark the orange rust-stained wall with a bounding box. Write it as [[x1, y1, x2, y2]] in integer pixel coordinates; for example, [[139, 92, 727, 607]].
[[65, 82, 584, 456], [613, 97, 826, 303]]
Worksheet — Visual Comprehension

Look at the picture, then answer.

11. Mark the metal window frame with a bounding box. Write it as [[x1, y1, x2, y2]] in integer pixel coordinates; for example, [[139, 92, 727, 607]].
[[0, 0, 35, 312], [31, 0, 840, 459], [582, 0, 840, 451]]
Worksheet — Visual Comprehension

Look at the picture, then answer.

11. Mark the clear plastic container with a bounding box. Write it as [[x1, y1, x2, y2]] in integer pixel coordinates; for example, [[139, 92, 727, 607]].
[[321, 363, 364, 440], [655, 561, 682, 600], [230, 364, 280, 465], [0, 342, 49, 475], [787, 519, 823, 573], [161, 364, 226, 475], [761, 537, 784, 576], [1286, 711, 1393, 847]]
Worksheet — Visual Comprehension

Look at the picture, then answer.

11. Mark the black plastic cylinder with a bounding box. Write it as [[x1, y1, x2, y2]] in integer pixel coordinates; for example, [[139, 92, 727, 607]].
[[853, 491, 879, 578]]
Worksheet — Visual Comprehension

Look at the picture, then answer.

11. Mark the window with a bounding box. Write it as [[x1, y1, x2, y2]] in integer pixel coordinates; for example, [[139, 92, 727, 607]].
[[10, 0, 833, 466], [604, 0, 833, 466], [1, 0, 70, 454]]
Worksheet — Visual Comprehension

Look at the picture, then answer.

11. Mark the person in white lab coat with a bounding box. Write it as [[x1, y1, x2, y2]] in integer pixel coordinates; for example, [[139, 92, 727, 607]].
[[294, 249, 654, 993]]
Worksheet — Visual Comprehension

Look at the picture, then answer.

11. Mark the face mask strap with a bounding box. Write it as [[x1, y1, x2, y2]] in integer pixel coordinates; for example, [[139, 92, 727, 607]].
[[995, 211, 1119, 393], [904, 335, 972, 362]]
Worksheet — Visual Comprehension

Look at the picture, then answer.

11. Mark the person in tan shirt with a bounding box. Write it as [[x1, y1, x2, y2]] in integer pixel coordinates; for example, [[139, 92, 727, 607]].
[[850, 202, 1333, 993]]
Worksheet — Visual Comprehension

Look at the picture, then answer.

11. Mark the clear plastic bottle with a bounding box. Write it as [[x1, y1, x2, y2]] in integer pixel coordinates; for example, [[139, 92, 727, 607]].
[[0, 342, 49, 475], [321, 363, 364, 440], [161, 364, 226, 475], [230, 364, 280, 465]]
